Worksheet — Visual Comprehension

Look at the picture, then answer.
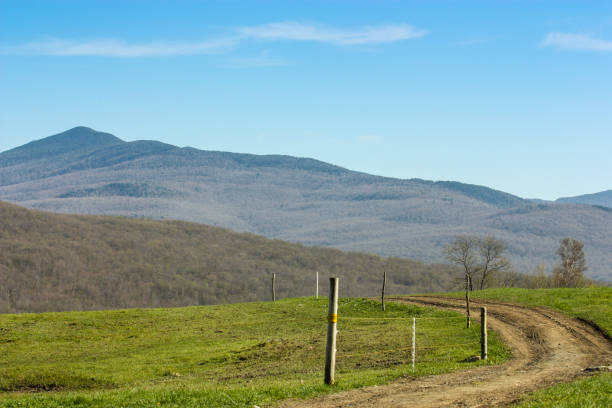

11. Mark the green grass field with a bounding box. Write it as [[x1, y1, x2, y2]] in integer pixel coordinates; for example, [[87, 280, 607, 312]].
[[438, 287, 612, 336], [438, 287, 612, 407], [0, 297, 508, 408]]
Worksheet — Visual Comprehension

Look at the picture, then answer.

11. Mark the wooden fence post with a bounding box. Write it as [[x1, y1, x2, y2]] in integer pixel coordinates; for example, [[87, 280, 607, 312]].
[[381, 270, 386, 312], [412, 317, 416, 371], [272, 273, 276, 302], [481, 307, 487, 360], [324, 277, 339, 385], [316, 271, 319, 299], [466, 274, 471, 328]]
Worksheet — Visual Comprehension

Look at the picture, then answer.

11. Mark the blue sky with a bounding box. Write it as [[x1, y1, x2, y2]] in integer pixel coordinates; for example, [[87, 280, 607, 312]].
[[1, 0, 611, 200]]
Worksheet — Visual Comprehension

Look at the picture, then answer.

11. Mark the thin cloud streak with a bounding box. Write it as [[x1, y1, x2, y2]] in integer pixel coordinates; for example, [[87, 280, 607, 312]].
[[1, 21, 427, 57], [542, 32, 612, 51], [1, 37, 238, 57], [238, 22, 428, 45]]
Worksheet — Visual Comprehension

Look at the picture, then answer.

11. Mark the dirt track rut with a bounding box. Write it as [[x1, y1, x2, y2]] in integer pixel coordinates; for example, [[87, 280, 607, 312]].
[[279, 296, 612, 408]]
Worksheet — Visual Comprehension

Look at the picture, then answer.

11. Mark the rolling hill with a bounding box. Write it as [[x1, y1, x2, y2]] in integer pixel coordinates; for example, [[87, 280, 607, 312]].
[[0, 201, 460, 313], [1, 127, 611, 281]]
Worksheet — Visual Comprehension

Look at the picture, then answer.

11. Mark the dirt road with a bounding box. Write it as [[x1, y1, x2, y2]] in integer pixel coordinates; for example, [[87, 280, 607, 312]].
[[279, 296, 612, 408]]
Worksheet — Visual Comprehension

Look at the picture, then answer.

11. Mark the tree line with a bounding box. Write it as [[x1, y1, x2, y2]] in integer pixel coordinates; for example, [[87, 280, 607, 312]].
[[443, 234, 592, 326], [445, 235, 591, 291]]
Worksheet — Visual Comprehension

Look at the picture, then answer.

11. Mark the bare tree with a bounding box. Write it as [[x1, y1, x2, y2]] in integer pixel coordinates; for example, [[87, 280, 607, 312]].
[[445, 235, 512, 326], [553, 237, 587, 287], [445, 235, 478, 327], [476, 236, 510, 290]]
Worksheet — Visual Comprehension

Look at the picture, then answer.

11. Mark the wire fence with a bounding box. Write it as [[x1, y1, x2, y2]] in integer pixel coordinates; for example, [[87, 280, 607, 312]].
[[334, 313, 485, 372], [262, 274, 490, 383]]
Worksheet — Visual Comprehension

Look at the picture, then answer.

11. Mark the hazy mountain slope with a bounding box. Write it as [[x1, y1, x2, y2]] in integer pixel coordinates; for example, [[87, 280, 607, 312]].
[[0, 201, 460, 313], [1, 127, 610, 281], [0, 126, 123, 166], [431, 180, 525, 208], [557, 190, 612, 209]]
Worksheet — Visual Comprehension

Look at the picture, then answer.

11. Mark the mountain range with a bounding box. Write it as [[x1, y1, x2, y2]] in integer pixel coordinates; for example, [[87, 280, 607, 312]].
[[1, 127, 610, 281]]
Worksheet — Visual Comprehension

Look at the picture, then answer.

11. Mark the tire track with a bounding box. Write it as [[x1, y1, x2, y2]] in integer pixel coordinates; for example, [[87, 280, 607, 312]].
[[279, 296, 612, 407]]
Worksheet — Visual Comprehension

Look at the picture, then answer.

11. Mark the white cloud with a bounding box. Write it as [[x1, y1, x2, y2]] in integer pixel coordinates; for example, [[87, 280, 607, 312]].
[[1, 37, 238, 57], [542, 32, 612, 51], [238, 22, 427, 45], [0, 21, 427, 57]]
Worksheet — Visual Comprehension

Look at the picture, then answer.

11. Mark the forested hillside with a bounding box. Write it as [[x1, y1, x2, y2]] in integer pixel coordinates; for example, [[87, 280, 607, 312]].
[[0, 201, 460, 313], [1, 127, 611, 281]]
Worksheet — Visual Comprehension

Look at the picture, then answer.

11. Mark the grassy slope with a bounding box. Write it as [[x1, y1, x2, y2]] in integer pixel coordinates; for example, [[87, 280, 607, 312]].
[[438, 287, 611, 336], [438, 287, 612, 407], [515, 374, 612, 408], [0, 297, 508, 408]]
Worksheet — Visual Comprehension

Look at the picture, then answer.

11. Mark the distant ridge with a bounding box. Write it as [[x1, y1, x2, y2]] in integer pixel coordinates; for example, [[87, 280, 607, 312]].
[[557, 190, 612, 209], [1, 127, 610, 281]]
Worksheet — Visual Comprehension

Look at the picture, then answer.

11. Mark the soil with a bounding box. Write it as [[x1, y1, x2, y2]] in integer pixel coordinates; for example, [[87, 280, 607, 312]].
[[278, 296, 612, 408]]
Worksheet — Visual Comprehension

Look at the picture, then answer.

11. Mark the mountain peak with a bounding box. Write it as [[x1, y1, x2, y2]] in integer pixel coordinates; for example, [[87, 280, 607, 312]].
[[42, 126, 124, 148], [0, 127, 125, 165]]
